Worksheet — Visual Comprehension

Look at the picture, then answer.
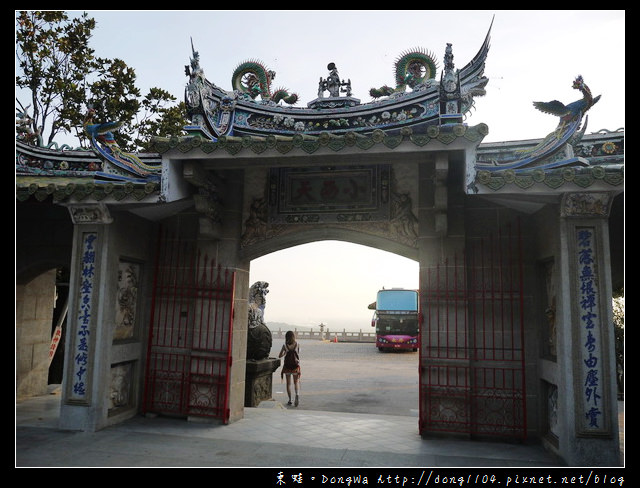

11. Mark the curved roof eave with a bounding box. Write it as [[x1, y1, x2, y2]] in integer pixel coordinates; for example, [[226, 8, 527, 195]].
[[149, 123, 490, 160]]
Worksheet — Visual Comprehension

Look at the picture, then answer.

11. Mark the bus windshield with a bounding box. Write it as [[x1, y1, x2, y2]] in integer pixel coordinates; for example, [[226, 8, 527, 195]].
[[376, 315, 419, 335], [376, 289, 418, 312]]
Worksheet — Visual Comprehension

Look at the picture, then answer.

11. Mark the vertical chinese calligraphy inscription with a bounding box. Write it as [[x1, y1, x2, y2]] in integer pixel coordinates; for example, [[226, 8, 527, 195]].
[[573, 226, 609, 435], [69, 232, 97, 404]]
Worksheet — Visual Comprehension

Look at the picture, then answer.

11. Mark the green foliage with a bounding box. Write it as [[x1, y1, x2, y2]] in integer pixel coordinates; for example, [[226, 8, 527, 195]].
[[135, 100, 188, 151], [612, 287, 624, 329], [613, 287, 624, 398], [16, 10, 186, 151], [16, 11, 96, 146]]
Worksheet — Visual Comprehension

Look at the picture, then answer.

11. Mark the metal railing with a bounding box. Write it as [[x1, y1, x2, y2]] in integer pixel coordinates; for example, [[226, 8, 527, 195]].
[[270, 327, 376, 343]]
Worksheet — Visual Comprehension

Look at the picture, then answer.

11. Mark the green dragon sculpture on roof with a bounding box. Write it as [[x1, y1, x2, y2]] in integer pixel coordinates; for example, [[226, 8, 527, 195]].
[[181, 20, 492, 140], [231, 59, 299, 105], [369, 48, 439, 99]]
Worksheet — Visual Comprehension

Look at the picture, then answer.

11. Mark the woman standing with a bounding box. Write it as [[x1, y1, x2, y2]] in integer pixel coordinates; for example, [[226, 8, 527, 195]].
[[279, 331, 301, 406]]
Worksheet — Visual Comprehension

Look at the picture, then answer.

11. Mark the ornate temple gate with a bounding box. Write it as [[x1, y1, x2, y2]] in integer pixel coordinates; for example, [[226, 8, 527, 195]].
[[420, 220, 526, 439], [142, 229, 236, 422], [14, 19, 624, 465]]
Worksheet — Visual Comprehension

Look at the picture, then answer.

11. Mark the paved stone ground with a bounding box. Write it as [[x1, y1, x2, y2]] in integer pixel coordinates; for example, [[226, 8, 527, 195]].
[[270, 339, 418, 416], [17, 338, 623, 467], [268, 338, 624, 464]]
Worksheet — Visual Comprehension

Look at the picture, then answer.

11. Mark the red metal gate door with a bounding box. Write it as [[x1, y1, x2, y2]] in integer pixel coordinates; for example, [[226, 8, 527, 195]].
[[420, 221, 526, 440], [142, 230, 236, 423]]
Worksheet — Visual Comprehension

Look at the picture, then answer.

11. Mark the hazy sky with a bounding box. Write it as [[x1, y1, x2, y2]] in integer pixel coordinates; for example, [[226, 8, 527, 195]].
[[27, 10, 624, 330], [250, 241, 419, 331], [71, 10, 625, 143]]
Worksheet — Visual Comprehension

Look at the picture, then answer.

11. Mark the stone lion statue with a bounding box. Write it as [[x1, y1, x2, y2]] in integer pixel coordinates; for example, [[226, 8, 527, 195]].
[[246, 281, 272, 360]]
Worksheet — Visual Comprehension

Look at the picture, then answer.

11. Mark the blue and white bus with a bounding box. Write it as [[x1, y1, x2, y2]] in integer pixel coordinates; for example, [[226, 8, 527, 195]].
[[371, 288, 419, 352]]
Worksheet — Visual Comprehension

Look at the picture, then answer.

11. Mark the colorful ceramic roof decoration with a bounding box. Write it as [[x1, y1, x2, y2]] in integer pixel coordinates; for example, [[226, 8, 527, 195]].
[[15, 138, 162, 203], [474, 128, 623, 193], [179, 25, 490, 141], [16, 20, 623, 203]]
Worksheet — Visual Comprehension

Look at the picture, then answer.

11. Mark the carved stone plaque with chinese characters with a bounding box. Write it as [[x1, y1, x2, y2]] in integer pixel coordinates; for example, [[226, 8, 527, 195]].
[[268, 165, 390, 224]]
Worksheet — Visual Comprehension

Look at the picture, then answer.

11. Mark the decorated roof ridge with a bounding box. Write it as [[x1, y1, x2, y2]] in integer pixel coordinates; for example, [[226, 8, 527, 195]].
[[474, 75, 619, 182], [148, 123, 490, 155], [475, 128, 625, 149], [473, 122, 624, 193], [16, 124, 624, 202], [17, 124, 624, 165], [16, 138, 161, 176], [16, 178, 160, 203], [16, 135, 162, 203], [83, 108, 162, 181], [16, 101, 164, 189], [183, 21, 492, 139], [477, 128, 624, 156], [474, 164, 623, 192], [16, 138, 162, 159], [16, 102, 89, 152]]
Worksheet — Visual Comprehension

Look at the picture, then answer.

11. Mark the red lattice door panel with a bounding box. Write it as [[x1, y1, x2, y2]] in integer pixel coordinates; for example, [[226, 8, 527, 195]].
[[420, 221, 526, 439], [143, 230, 235, 422]]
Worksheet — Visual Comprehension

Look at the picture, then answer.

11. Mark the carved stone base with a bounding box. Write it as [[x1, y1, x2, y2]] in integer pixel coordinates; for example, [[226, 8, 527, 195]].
[[245, 357, 281, 407]]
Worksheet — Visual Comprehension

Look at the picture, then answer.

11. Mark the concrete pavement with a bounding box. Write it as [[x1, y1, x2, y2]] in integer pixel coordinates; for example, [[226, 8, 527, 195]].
[[16, 340, 623, 469], [16, 393, 568, 468]]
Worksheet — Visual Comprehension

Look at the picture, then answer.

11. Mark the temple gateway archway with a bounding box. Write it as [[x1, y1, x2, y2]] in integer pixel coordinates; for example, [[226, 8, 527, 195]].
[[16, 24, 623, 466]]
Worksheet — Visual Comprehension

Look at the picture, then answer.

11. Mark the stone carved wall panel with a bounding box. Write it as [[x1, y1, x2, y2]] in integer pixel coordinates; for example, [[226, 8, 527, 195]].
[[109, 362, 133, 411], [114, 261, 139, 341], [241, 165, 419, 251]]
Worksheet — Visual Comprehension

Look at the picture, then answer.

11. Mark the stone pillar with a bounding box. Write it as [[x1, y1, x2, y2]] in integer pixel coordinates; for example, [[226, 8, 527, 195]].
[[418, 154, 469, 437], [59, 204, 114, 431], [195, 169, 249, 423], [556, 192, 620, 465]]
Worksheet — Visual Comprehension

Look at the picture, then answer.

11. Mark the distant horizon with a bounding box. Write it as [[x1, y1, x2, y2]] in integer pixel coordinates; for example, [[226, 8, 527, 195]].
[[266, 320, 372, 333]]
